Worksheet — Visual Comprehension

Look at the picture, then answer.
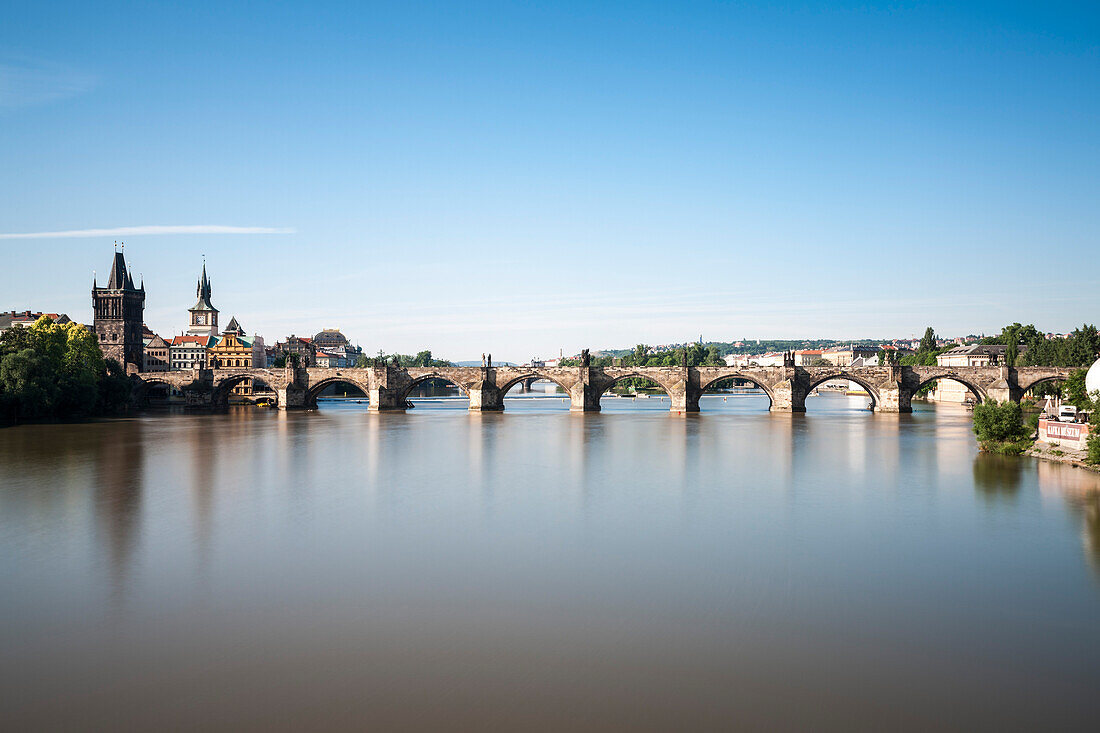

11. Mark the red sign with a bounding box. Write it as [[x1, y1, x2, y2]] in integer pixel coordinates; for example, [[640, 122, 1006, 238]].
[[1040, 420, 1086, 442]]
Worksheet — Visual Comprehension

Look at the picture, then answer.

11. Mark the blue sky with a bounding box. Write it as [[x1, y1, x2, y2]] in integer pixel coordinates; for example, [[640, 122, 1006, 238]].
[[2, 1, 1097, 361]]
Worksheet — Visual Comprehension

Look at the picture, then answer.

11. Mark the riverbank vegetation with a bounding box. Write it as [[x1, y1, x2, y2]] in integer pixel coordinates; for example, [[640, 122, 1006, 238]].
[[0, 316, 132, 424], [972, 401, 1034, 455]]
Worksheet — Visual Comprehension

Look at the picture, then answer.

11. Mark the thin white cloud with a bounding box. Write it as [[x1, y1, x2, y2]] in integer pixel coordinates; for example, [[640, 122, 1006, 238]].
[[0, 225, 296, 240], [0, 60, 97, 110]]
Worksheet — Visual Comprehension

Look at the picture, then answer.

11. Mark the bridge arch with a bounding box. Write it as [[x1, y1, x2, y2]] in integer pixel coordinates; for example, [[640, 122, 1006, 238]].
[[212, 372, 281, 406], [805, 372, 879, 410], [398, 373, 471, 403], [305, 376, 371, 408], [133, 377, 181, 405], [498, 372, 572, 396], [596, 372, 675, 403], [1016, 373, 1070, 395], [913, 373, 987, 404], [698, 372, 775, 409]]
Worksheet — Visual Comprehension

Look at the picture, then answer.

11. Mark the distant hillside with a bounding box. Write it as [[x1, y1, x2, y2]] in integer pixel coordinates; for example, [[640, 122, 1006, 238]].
[[597, 339, 887, 358]]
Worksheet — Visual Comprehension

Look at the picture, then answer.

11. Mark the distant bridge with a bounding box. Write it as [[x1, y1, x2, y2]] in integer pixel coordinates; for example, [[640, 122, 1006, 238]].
[[135, 364, 1074, 413]]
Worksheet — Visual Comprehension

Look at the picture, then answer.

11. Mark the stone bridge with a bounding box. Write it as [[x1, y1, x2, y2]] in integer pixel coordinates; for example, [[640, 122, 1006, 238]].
[[134, 363, 1074, 413]]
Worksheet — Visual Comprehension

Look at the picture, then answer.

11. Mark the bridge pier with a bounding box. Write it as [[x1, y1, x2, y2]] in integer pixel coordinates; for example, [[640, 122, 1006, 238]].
[[668, 388, 701, 413], [985, 368, 1023, 404], [182, 388, 216, 410], [277, 385, 307, 410], [569, 383, 602, 412], [873, 386, 912, 413], [468, 383, 504, 411], [667, 371, 702, 413], [769, 378, 807, 412], [368, 387, 406, 411]]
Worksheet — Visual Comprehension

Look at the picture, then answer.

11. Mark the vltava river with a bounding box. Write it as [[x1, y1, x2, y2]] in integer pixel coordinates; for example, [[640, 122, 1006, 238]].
[[2, 393, 1099, 730]]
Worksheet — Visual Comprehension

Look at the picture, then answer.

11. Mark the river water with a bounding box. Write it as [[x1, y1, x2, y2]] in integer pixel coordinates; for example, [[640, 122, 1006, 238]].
[[2, 392, 1099, 730]]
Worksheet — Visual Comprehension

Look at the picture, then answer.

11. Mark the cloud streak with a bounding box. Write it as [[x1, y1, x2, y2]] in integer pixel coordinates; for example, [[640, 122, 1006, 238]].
[[0, 225, 296, 240], [0, 60, 97, 110]]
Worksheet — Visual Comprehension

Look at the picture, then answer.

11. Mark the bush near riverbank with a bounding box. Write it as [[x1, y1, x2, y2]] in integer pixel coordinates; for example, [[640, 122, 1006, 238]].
[[972, 400, 1033, 455], [0, 316, 132, 424]]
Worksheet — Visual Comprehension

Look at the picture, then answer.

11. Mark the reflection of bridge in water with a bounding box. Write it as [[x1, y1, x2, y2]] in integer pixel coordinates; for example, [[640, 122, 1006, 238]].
[[136, 364, 1074, 414]]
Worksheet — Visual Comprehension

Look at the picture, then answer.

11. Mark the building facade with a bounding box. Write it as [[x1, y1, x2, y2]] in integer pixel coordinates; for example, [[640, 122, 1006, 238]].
[[169, 334, 216, 370], [936, 344, 1022, 367], [313, 328, 348, 350], [92, 250, 145, 370], [0, 311, 72, 334], [820, 345, 880, 367], [143, 334, 171, 372], [275, 335, 315, 365]]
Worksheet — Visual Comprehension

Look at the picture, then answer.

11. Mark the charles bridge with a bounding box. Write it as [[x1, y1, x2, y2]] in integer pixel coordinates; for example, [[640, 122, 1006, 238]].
[[135, 362, 1074, 413]]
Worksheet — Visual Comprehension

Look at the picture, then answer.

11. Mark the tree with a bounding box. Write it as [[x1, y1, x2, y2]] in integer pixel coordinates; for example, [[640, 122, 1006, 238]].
[[918, 326, 937, 354], [0, 348, 58, 419], [624, 344, 650, 367], [1005, 324, 1020, 367], [1063, 369, 1094, 411], [972, 400, 1032, 454]]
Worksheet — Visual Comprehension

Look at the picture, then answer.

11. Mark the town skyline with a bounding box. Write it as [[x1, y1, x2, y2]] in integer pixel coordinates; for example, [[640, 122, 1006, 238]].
[[2, 243, 1093, 365]]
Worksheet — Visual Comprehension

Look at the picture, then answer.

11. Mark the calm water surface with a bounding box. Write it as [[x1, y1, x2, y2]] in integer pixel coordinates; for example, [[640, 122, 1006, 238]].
[[2, 392, 1099, 731]]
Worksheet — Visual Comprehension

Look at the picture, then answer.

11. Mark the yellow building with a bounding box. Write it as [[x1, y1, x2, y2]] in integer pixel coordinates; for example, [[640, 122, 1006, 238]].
[[208, 317, 265, 396]]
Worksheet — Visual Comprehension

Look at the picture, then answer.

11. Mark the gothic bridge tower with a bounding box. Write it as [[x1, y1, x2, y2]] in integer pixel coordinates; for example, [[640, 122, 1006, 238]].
[[92, 248, 145, 370]]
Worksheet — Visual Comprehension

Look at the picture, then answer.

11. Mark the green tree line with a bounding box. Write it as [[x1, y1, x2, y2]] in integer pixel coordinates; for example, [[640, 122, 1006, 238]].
[[1, 316, 132, 423], [558, 343, 726, 390], [355, 350, 453, 368]]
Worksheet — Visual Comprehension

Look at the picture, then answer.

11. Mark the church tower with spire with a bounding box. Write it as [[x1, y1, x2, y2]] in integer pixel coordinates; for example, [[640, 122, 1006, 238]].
[[92, 246, 146, 370], [186, 261, 219, 339]]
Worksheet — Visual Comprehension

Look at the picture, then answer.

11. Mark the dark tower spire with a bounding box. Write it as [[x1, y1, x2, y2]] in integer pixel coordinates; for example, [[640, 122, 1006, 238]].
[[93, 247, 145, 371]]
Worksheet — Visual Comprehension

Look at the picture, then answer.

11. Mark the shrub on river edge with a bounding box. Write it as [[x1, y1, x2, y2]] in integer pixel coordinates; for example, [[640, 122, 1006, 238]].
[[972, 400, 1033, 455]]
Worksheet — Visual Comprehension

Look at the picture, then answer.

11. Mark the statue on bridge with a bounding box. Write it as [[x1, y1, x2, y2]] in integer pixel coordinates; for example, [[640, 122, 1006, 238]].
[[581, 349, 590, 367]]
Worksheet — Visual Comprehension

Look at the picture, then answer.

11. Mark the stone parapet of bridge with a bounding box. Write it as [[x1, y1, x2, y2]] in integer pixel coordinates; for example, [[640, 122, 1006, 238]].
[[132, 364, 1076, 414]]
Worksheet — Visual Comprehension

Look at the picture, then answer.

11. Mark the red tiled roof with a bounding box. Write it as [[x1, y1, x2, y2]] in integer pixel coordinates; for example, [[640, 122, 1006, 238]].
[[170, 335, 210, 345]]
